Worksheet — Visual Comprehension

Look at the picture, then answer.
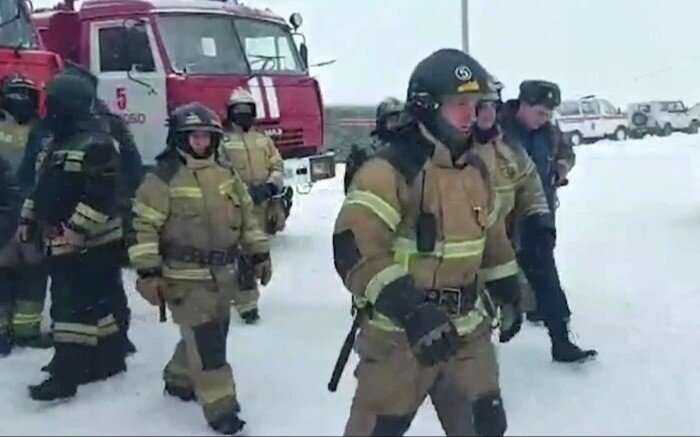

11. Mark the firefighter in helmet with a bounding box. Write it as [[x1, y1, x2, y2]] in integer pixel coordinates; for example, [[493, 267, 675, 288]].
[[344, 96, 404, 194], [332, 48, 522, 436], [0, 74, 50, 356], [18, 73, 126, 401], [219, 87, 285, 324], [129, 102, 271, 435]]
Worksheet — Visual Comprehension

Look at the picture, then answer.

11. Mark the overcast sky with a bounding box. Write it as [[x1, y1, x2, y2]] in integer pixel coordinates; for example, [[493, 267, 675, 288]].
[[32, 0, 700, 108]]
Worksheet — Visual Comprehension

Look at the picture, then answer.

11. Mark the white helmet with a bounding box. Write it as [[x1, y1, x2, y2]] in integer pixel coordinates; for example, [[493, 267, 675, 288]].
[[228, 87, 256, 116]]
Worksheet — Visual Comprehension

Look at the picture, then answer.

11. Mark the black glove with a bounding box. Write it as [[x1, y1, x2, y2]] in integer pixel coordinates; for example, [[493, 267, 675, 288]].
[[498, 303, 522, 343], [250, 183, 273, 205], [486, 275, 523, 343], [374, 276, 458, 366]]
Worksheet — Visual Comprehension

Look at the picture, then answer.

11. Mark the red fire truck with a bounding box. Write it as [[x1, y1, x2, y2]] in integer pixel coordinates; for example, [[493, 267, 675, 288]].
[[0, 0, 62, 114], [30, 0, 334, 191]]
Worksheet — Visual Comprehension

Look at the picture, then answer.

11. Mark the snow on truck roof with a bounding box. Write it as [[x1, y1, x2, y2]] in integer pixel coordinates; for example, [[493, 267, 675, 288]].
[[36, 0, 287, 25]]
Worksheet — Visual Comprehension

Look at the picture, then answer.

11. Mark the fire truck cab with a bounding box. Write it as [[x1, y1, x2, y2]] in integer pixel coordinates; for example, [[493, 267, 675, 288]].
[[33, 0, 334, 191], [0, 0, 61, 114]]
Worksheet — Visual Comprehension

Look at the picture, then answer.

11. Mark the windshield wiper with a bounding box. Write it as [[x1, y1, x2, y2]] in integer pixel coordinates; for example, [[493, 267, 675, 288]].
[[0, 11, 20, 29]]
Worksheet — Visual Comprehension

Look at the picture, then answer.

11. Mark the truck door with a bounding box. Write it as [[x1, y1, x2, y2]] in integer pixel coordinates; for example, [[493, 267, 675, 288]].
[[600, 99, 618, 136], [89, 19, 168, 165], [579, 100, 598, 138]]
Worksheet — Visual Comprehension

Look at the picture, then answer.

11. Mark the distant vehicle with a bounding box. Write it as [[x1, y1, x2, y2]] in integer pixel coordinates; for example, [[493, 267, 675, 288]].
[[553, 96, 628, 146], [627, 100, 699, 138], [689, 102, 700, 124]]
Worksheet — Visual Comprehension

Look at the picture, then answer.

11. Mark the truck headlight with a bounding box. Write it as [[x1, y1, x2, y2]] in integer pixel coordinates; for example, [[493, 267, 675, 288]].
[[310, 153, 336, 182]]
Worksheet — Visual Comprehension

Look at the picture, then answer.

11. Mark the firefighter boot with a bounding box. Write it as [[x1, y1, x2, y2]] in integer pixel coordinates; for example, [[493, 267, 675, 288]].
[[548, 321, 598, 363], [209, 411, 246, 435], [29, 345, 82, 401], [164, 381, 196, 402], [15, 332, 53, 349], [240, 308, 259, 325], [28, 375, 77, 401]]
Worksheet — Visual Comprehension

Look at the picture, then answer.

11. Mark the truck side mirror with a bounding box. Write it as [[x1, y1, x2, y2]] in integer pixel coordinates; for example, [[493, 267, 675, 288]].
[[299, 42, 309, 68]]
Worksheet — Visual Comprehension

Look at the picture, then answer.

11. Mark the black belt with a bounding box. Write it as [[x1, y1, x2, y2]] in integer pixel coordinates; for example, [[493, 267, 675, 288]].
[[426, 281, 478, 317], [163, 243, 239, 266]]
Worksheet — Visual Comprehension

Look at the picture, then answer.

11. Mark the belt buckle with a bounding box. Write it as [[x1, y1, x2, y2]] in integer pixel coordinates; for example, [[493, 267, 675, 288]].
[[439, 287, 462, 317], [209, 249, 228, 266]]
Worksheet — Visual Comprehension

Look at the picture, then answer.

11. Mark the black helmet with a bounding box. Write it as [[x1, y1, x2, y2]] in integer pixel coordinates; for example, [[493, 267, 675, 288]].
[[406, 49, 492, 156], [167, 102, 223, 157], [44, 73, 96, 137], [1, 74, 38, 124], [519, 80, 561, 109], [406, 49, 492, 118], [62, 60, 99, 92], [372, 97, 404, 138], [46, 73, 95, 117]]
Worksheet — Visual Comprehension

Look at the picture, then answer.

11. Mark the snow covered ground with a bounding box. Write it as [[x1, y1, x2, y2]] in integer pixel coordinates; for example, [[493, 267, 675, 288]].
[[2, 133, 700, 436]]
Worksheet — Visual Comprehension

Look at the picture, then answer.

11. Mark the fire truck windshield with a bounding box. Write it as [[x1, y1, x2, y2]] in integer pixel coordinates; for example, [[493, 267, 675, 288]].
[[234, 18, 303, 74], [156, 14, 303, 75], [0, 1, 38, 49]]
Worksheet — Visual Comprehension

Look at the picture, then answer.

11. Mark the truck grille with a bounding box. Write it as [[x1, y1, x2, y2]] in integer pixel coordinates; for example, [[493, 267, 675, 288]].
[[275, 129, 305, 148]]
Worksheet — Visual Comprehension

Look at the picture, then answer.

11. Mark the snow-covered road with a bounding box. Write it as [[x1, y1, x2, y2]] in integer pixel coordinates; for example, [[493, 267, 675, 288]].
[[2, 134, 699, 435]]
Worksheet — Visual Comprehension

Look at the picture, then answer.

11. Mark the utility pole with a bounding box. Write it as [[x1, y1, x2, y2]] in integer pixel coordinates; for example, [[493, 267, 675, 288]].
[[461, 0, 469, 54]]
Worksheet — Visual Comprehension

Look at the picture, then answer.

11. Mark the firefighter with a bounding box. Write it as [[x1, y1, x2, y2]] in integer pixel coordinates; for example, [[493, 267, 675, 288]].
[[343, 97, 404, 194], [0, 75, 50, 356], [129, 102, 271, 435], [17, 73, 126, 401], [472, 76, 545, 317], [62, 61, 142, 355], [333, 49, 522, 436], [498, 80, 597, 363], [219, 87, 284, 324]]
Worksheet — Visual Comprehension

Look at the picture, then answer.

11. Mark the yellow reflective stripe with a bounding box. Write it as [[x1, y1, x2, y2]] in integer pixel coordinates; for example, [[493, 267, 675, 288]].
[[393, 237, 485, 260], [486, 194, 502, 228], [97, 315, 119, 337], [170, 186, 202, 198], [97, 315, 115, 327], [218, 180, 235, 196], [133, 201, 167, 227], [198, 384, 235, 405], [224, 141, 245, 148], [494, 183, 515, 193], [21, 198, 35, 220], [480, 260, 519, 282], [367, 312, 403, 332], [128, 242, 159, 260], [233, 301, 258, 314], [453, 311, 486, 336], [76, 203, 109, 223], [368, 292, 489, 335], [443, 238, 486, 259], [345, 190, 401, 231], [523, 202, 551, 216], [163, 266, 212, 280], [54, 322, 98, 336], [54, 332, 97, 346], [364, 264, 409, 305], [64, 161, 82, 172], [65, 151, 85, 161], [12, 314, 43, 322]]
